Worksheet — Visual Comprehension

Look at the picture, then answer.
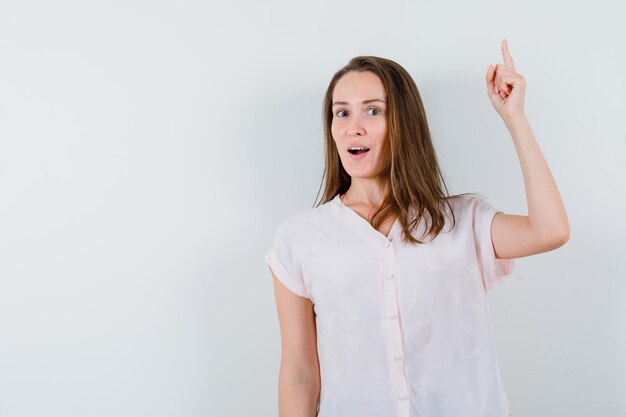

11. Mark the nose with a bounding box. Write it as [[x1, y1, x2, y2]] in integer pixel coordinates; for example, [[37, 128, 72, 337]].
[[348, 118, 365, 136]]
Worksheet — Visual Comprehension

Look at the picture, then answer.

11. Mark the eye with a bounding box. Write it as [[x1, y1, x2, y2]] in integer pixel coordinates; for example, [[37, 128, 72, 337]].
[[335, 109, 347, 118], [368, 107, 382, 116]]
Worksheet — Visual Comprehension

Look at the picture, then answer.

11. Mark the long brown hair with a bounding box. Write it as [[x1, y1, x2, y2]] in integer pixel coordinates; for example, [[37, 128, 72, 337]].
[[314, 55, 481, 245]]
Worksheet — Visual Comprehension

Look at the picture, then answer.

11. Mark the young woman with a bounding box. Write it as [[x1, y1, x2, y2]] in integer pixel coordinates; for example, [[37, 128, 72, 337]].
[[265, 39, 569, 417]]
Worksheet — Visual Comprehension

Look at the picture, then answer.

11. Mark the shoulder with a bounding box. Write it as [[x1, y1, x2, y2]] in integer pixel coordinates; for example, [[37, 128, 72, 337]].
[[445, 194, 495, 214], [272, 202, 334, 242], [436, 195, 499, 233], [274, 209, 313, 237]]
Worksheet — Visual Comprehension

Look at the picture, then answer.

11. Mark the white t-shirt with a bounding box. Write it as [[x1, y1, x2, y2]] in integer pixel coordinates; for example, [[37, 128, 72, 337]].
[[265, 194, 515, 417]]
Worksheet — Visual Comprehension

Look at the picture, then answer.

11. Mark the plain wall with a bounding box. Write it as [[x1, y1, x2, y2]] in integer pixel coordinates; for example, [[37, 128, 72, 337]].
[[1, 0, 624, 416]]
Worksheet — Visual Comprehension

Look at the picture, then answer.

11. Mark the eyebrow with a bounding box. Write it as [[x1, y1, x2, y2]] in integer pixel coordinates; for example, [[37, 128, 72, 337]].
[[332, 99, 386, 107]]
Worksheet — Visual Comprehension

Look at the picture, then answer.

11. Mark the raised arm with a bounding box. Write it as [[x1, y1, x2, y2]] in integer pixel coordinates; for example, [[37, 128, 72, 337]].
[[485, 39, 570, 259]]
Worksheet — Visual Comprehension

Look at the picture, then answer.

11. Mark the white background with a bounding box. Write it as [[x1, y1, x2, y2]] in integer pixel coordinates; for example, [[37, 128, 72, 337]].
[[1, 0, 624, 416]]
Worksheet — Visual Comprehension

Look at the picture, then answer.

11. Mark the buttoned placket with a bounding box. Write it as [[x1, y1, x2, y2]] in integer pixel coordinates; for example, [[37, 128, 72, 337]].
[[334, 197, 411, 417], [381, 237, 410, 417]]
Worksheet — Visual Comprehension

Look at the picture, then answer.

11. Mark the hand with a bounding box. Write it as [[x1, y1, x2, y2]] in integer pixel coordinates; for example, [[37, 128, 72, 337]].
[[485, 39, 527, 121]]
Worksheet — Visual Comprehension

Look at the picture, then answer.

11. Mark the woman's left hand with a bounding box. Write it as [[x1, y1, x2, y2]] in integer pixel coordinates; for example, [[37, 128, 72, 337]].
[[486, 39, 526, 121]]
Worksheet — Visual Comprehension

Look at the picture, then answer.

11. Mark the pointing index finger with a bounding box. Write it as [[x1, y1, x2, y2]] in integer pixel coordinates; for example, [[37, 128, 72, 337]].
[[501, 39, 515, 70]]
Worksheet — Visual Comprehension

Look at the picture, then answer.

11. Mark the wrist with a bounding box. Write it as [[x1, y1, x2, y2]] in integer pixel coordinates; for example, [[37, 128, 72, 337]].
[[503, 113, 528, 129]]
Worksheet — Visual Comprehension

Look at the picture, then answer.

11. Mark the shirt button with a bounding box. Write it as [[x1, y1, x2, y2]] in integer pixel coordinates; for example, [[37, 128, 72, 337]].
[[385, 272, 394, 280], [383, 241, 390, 247], [393, 354, 403, 361], [388, 313, 398, 320], [399, 393, 408, 401]]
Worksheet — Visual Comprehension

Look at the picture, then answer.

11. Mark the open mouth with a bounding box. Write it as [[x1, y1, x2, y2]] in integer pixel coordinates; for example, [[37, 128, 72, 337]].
[[348, 147, 370, 155]]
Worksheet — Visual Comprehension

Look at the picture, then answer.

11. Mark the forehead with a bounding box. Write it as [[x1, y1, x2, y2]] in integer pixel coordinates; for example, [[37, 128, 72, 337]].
[[332, 71, 385, 103]]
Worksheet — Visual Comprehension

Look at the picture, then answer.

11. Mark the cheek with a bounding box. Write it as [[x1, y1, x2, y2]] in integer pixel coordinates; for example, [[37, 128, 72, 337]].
[[374, 121, 387, 139], [331, 124, 340, 141]]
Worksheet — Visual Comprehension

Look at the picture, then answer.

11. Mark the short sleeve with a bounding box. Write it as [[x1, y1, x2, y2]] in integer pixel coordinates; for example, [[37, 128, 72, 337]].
[[264, 219, 310, 299], [471, 196, 515, 294]]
